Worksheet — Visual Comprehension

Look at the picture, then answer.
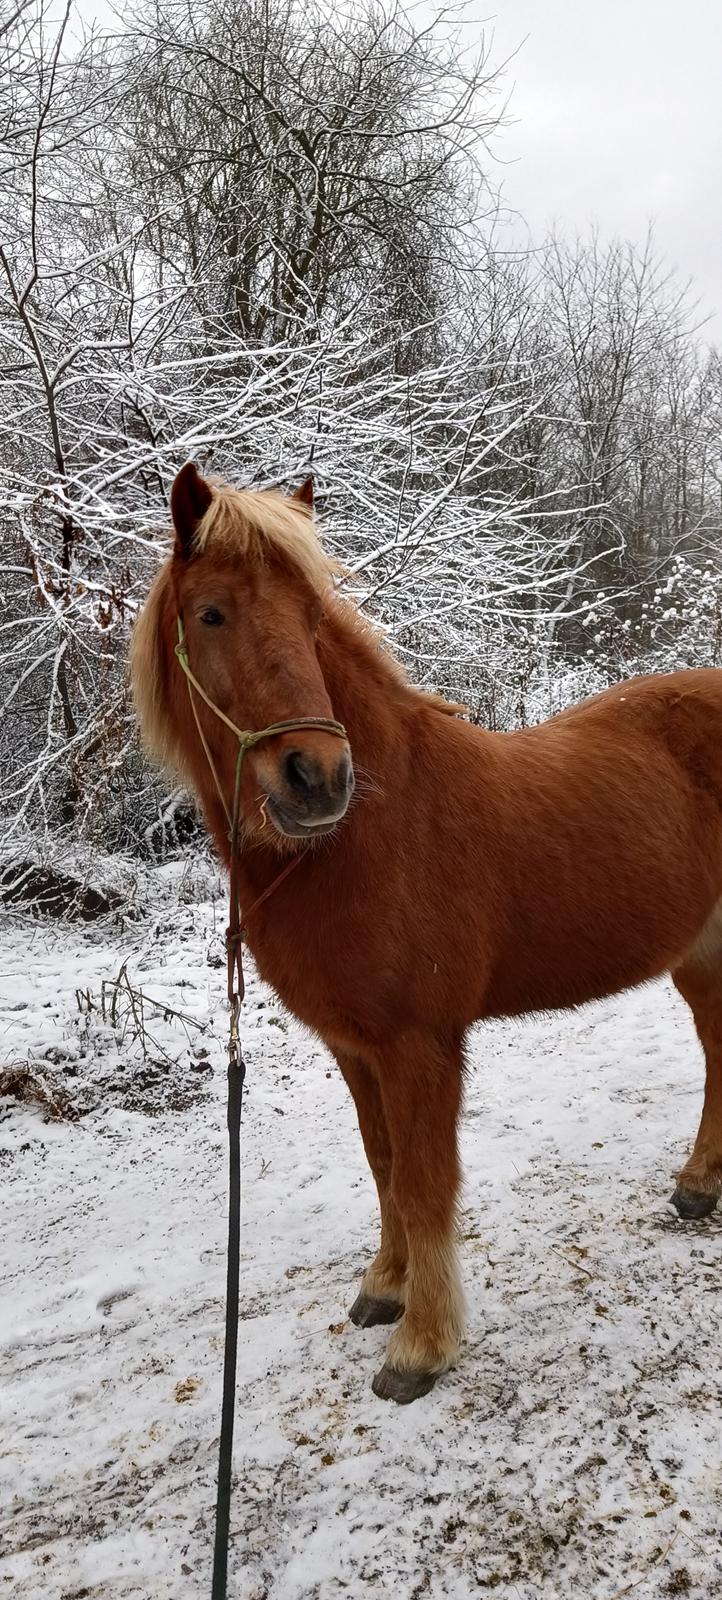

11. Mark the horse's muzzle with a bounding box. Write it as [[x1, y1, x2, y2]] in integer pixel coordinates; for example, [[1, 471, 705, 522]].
[[266, 747, 354, 837]]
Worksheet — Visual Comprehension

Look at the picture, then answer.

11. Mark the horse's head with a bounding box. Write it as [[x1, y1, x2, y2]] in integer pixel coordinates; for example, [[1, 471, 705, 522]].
[[133, 463, 354, 848]]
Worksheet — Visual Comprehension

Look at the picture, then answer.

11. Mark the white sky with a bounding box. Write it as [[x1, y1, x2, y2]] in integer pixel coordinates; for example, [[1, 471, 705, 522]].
[[78, 0, 721, 340], [484, 0, 722, 339]]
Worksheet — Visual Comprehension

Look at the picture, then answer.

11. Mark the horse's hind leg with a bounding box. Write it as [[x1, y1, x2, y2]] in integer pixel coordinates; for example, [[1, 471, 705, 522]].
[[335, 1053, 407, 1326], [671, 920, 722, 1218]]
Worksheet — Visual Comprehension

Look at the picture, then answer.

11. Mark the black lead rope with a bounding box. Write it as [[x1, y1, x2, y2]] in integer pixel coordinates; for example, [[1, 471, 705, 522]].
[[211, 1047, 245, 1599]]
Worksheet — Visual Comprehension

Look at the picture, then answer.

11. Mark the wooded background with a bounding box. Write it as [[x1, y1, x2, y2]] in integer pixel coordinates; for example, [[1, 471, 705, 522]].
[[2, 0, 720, 858]]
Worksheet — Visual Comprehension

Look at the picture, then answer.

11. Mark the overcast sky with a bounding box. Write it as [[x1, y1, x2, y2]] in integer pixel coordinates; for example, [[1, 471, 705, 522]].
[[485, 0, 721, 339]]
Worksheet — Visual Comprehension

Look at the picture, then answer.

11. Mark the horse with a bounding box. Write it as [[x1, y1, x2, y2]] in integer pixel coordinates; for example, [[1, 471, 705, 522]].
[[131, 461, 722, 1404]]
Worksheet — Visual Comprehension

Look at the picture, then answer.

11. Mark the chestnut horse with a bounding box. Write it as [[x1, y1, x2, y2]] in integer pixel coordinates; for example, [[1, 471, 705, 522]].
[[132, 463, 722, 1403]]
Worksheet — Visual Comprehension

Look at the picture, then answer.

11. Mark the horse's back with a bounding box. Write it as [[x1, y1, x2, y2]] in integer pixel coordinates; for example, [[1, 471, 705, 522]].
[[552, 666, 722, 731], [552, 667, 722, 813]]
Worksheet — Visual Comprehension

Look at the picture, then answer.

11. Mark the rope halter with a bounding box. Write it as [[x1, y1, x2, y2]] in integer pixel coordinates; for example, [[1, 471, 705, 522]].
[[174, 614, 348, 846]]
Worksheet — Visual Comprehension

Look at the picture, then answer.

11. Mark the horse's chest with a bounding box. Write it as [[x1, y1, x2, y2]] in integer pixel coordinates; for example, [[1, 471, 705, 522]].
[[249, 921, 363, 1036]]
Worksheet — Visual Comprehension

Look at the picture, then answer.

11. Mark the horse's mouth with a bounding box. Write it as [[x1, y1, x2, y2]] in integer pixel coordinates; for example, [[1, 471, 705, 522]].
[[264, 796, 344, 839]]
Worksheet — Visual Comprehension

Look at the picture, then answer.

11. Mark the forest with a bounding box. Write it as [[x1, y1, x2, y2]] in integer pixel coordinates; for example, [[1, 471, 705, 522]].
[[2, 0, 721, 858]]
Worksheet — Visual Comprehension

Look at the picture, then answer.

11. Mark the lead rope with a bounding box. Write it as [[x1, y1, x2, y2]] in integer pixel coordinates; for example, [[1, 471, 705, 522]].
[[211, 732, 245, 1600], [211, 916, 243, 1600], [174, 618, 347, 1600]]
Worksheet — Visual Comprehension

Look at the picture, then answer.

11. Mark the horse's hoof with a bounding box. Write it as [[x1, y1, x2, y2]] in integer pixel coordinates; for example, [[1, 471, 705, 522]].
[[371, 1362, 438, 1404], [348, 1292, 404, 1328], [669, 1186, 719, 1219]]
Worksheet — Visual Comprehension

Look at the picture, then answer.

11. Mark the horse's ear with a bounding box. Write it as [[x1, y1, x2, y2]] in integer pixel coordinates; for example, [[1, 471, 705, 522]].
[[171, 462, 213, 558], [291, 476, 314, 512]]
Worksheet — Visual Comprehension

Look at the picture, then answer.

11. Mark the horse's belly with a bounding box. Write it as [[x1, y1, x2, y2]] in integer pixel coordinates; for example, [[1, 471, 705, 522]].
[[479, 839, 722, 1019], [481, 933, 670, 1019]]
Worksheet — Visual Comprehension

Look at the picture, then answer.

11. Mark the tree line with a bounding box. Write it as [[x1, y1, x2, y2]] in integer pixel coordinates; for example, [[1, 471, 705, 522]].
[[1, 0, 720, 853]]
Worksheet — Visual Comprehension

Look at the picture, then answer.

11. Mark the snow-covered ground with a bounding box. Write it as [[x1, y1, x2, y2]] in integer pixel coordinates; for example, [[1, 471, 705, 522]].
[[1, 865, 721, 1599]]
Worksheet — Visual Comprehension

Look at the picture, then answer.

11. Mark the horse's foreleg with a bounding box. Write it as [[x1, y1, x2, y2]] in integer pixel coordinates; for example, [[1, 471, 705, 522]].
[[335, 1053, 407, 1325], [371, 1029, 465, 1404], [671, 954, 722, 1218]]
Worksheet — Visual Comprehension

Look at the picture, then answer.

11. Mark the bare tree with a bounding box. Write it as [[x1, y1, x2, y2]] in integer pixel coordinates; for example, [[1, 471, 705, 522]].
[[0, 1, 187, 838], [121, 0, 506, 357]]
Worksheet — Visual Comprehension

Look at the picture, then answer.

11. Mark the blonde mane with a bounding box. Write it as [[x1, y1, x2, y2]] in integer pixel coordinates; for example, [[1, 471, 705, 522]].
[[130, 563, 186, 776], [194, 483, 336, 596]]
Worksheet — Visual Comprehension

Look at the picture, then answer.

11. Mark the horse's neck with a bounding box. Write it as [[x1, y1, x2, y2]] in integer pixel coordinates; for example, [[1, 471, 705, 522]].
[[317, 599, 415, 759]]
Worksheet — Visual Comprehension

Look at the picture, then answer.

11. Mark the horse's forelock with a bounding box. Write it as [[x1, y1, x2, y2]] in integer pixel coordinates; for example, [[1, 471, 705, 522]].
[[192, 484, 335, 597]]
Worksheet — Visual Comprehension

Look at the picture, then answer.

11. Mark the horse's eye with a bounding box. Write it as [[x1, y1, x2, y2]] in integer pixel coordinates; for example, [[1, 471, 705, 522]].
[[199, 607, 225, 627]]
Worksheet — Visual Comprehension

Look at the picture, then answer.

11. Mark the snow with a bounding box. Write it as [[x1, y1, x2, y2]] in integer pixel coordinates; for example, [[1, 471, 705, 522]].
[[1, 871, 721, 1599]]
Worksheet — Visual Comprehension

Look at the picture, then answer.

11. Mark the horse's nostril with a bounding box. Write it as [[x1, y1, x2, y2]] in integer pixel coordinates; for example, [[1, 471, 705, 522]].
[[284, 749, 316, 797], [282, 746, 353, 813]]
